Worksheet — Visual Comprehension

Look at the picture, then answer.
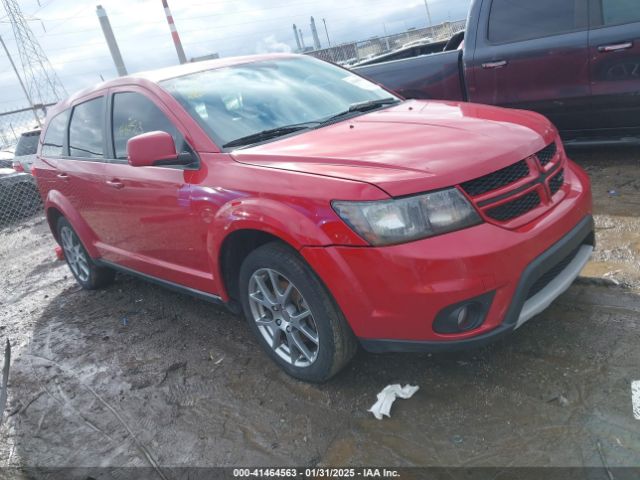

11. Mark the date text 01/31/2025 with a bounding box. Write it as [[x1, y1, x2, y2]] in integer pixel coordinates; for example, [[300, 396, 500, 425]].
[[232, 468, 401, 478]]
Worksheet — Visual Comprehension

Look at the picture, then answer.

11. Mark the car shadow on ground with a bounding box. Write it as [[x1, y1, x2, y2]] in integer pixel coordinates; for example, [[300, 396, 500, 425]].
[[5, 268, 640, 470]]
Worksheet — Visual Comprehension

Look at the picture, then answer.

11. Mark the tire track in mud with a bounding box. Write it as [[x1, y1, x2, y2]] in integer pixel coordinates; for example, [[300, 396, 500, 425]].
[[25, 350, 168, 479]]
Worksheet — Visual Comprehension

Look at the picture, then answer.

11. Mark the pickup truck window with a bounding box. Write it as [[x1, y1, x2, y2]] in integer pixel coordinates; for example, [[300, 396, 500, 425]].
[[161, 56, 398, 148], [601, 0, 640, 25], [488, 0, 583, 44], [42, 110, 69, 157]]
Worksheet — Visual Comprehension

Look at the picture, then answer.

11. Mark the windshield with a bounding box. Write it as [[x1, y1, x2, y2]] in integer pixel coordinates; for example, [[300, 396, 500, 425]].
[[160, 56, 399, 148], [15, 132, 40, 157]]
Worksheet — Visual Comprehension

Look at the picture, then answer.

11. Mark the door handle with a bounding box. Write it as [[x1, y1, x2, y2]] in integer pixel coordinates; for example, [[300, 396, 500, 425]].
[[56, 172, 69, 181], [482, 60, 508, 69], [105, 179, 125, 190], [598, 42, 633, 53]]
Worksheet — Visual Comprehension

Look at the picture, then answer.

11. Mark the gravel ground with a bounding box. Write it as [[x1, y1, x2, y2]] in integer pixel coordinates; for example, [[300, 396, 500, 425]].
[[0, 148, 639, 475]]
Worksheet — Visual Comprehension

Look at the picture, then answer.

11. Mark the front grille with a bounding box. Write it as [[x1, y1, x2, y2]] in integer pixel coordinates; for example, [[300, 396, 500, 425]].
[[536, 142, 557, 167], [526, 246, 581, 300], [486, 191, 541, 222], [461, 160, 529, 197], [549, 169, 565, 196]]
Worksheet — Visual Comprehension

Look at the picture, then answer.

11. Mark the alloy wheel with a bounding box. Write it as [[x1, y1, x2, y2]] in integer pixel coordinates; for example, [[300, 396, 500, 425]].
[[248, 268, 320, 367], [60, 225, 90, 283]]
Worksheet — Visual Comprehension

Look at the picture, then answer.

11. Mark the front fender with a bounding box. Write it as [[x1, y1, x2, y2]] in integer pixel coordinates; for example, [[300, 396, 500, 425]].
[[208, 196, 367, 301], [46, 190, 100, 258], [209, 197, 336, 253]]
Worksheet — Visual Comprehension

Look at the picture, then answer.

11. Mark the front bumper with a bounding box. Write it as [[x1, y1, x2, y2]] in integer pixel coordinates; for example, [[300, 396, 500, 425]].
[[300, 160, 593, 351], [360, 216, 593, 353]]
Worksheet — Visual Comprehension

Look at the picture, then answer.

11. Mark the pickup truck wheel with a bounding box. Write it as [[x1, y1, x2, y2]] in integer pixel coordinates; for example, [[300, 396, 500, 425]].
[[57, 217, 115, 290], [239, 242, 357, 382]]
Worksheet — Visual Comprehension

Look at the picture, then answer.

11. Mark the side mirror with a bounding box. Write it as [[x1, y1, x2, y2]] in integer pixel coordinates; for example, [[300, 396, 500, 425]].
[[127, 131, 178, 167]]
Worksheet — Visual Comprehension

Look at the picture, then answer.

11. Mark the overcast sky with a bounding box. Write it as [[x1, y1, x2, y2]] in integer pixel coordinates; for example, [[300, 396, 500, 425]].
[[0, 0, 470, 111]]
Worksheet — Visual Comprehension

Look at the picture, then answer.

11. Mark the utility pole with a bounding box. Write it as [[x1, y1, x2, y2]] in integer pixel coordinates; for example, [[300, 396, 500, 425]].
[[322, 18, 331, 47], [96, 5, 127, 76], [298, 28, 306, 50], [161, 0, 187, 64], [1, 0, 67, 108], [310, 16, 321, 50], [322, 18, 335, 62], [424, 0, 433, 30], [0, 35, 40, 126], [292, 24, 302, 52], [382, 23, 390, 51]]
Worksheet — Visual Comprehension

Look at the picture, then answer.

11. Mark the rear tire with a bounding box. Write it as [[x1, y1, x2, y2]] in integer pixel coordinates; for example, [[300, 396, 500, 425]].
[[56, 217, 115, 290], [239, 242, 357, 382]]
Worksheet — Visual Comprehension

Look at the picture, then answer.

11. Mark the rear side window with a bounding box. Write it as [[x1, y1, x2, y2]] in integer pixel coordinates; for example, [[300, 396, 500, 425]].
[[42, 111, 69, 157], [488, 0, 583, 43], [69, 97, 104, 159], [111, 92, 186, 160], [15, 131, 40, 157], [601, 0, 640, 25]]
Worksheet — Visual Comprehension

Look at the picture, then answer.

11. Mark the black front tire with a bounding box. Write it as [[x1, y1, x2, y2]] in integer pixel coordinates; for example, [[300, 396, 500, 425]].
[[56, 217, 115, 290], [239, 242, 357, 382]]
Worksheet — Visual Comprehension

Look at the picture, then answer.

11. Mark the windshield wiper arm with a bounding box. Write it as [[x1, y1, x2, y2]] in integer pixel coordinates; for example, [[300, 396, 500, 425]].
[[319, 98, 400, 125], [348, 97, 400, 112], [223, 122, 319, 148]]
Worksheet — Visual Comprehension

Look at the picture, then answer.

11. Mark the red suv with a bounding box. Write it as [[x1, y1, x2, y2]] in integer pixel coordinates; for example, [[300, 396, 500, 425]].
[[34, 54, 593, 381]]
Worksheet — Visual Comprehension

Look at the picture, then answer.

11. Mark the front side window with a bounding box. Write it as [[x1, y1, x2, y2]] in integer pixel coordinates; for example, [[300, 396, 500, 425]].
[[161, 56, 398, 148], [601, 0, 640, 25], [69, 97, 104, 159], [111, 92, 186, 160], [488, 0, 581, 44], [41, 110, 69, 157]]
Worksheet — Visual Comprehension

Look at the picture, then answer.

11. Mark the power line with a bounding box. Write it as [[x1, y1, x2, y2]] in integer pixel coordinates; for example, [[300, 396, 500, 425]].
[[0, 0, 66, 111]]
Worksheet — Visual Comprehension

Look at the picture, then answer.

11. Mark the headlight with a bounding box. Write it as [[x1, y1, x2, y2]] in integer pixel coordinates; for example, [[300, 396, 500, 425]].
[[332, 188, 481, 246]]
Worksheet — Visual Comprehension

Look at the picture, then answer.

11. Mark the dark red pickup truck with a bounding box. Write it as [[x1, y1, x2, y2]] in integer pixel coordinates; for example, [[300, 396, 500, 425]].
[[355, 0, 640, 146]]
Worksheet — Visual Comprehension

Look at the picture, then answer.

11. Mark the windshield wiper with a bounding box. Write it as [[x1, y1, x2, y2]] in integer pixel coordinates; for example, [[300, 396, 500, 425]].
[[223, 122, 319, 148], [319, 98, 400, 125]]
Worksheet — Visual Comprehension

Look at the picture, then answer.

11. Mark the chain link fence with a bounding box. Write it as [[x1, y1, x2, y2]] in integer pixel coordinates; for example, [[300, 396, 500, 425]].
[[308, 19, 466, 66], [0, 104, 50, 297], [0, 104, 51, 150]]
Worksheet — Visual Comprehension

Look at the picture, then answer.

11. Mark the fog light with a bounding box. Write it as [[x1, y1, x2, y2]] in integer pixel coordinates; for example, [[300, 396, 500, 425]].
[[432, 292, 495, 334], [456, 306, 471, 329]]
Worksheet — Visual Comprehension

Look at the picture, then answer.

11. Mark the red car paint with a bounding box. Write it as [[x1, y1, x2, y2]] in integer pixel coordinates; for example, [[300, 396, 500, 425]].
[[34, 54, 592, 348]]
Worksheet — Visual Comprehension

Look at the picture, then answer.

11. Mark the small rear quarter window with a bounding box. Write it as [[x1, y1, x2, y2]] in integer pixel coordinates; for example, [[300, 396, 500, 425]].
[[42, 110, 69, 157]]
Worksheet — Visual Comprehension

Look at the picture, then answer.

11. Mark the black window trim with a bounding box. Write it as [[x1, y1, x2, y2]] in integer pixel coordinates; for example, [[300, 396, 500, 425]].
[[65, 94, 108, 162], [107, 89, 200, 170], [484, 0, 590, 46]]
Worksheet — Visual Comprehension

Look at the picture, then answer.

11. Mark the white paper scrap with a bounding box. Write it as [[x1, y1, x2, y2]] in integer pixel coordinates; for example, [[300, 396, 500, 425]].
[[632, 381, 640, 420], [368, 384, 419, 420]]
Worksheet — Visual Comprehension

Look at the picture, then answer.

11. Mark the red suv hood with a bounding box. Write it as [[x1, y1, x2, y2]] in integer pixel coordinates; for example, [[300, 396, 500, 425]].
[[231, 100, 557, 197]]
